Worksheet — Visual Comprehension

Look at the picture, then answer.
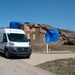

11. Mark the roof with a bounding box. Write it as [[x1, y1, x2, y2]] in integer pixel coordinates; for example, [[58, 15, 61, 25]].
[[24, 22, 54, 30], [40, 24, 54, 30]]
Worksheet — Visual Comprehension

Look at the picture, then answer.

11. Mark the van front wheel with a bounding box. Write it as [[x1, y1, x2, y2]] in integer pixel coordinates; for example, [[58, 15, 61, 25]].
[[5, 50, 10, 58], [26, 55, 30, 59]]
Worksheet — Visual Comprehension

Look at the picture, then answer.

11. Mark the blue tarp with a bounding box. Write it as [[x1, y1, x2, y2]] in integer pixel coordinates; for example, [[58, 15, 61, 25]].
[[45, 30, 59, 43], [9, 22, 20, 29]]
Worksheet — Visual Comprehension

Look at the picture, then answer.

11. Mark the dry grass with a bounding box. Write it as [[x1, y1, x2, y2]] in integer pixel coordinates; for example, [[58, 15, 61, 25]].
[[37, 58, 75, 75]]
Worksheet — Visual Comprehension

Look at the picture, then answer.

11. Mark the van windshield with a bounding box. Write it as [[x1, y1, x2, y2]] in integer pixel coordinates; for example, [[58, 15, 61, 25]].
[[7, 33, 28, 42]]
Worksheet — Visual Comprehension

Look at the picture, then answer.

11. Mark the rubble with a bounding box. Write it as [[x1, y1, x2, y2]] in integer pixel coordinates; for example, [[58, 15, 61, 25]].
[[59, 31, 75, 45]]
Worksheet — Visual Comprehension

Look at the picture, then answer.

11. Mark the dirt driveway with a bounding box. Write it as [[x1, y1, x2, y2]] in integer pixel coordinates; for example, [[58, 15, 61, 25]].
[[0, 53, 55, 75], [0, 53, 75, 75], [22, 53, 75, 65]]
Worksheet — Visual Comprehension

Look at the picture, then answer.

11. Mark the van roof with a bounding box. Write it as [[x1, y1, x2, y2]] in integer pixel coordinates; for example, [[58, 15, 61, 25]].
[[1, 28, 25, 34]]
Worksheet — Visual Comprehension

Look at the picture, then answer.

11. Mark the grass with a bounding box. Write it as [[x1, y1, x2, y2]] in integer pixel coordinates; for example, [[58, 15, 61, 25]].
[[37, 58, 75, 75]]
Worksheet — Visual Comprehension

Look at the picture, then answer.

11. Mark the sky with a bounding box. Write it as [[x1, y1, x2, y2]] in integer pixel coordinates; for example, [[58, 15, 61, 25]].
[[0, 0, 75, 31]]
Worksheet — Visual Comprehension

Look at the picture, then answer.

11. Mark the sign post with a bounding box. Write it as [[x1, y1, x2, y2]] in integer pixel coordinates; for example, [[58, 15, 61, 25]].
[[46, 43, 48, 53], [45, 29, 59, 54]]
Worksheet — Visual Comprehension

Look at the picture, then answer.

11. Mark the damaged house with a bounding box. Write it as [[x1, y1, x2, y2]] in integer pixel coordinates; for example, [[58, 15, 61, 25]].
[[20, 22, 54, 44]]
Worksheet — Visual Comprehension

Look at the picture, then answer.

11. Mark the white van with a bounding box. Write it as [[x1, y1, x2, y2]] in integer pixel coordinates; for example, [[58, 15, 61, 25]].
[[0, 28, 32, 58]]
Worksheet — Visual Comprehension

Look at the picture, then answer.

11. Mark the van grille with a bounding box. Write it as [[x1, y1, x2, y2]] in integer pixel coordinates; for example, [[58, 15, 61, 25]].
[[17, 47, 29, 52]]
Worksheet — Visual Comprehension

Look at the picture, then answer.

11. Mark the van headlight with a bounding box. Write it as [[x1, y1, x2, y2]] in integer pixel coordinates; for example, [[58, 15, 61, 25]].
[[9, 42, 14, 45], [28, 42, 31, 46]]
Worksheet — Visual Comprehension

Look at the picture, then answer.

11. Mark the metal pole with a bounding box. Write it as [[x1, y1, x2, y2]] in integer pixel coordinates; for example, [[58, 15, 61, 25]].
[[46, 43, 48, 53]]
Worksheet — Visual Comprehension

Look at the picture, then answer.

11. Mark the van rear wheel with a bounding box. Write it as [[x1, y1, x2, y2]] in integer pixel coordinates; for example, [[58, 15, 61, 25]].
[[5, 50, 10, 58]]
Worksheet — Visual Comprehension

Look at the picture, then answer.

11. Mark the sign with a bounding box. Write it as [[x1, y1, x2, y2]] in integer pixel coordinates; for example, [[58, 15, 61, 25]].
[[45, 30, 59, 43]]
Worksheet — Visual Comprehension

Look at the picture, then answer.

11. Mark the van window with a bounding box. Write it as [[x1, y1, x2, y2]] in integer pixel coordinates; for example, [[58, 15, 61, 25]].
[[7, 33, 28, 42], [3, 33, 7, 42]]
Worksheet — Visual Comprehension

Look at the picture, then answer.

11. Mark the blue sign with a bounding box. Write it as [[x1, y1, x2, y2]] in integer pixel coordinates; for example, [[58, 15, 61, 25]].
[[45, 30, 59, 43]]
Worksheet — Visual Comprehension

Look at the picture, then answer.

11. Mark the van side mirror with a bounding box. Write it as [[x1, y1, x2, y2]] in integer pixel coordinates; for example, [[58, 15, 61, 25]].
[[3, 39, 7, 42], [28, 39, 31, 42]]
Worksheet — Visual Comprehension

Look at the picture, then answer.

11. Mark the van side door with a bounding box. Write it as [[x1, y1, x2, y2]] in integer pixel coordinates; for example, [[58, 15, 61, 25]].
[[0, 33, 7, 53]]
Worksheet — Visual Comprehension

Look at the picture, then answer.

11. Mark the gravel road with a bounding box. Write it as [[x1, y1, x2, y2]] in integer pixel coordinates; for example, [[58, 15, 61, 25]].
[[0, 53, 55, 75], [0, 53, 75, 75], [22, 53, 75, 65]]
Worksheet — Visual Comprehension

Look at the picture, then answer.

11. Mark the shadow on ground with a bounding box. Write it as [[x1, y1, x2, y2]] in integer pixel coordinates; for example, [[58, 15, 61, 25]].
[[0, 52, 5, 58], [0, 52, 29, 59]]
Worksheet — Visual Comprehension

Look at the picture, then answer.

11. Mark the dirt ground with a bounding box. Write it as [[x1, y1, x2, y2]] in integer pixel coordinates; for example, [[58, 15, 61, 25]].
[[0, 53, 55, 75], [32, 44, 75, 53], [22, 53, 75, 65], [0, 53, 75, 75]]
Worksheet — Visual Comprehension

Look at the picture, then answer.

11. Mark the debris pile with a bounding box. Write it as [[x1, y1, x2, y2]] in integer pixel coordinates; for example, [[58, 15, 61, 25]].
[[59, 31, 75, 45]]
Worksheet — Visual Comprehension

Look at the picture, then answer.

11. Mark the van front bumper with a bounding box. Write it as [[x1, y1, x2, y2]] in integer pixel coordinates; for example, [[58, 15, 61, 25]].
[[8, 47, 32, 56]]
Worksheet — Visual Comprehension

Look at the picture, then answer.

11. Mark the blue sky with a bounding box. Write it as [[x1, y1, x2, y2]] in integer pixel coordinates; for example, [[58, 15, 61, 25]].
[[0, 0, 75, 31]]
